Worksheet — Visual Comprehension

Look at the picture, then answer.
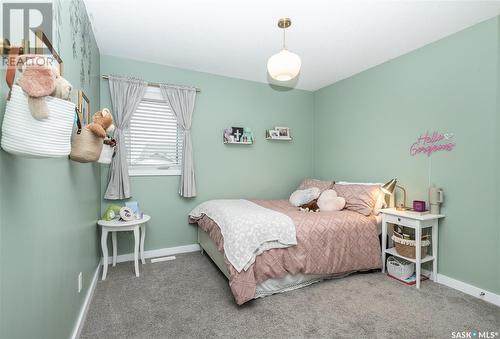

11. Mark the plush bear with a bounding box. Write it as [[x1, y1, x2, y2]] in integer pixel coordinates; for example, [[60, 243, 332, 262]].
[[317, 189, 346, 212], [289, 187, 321, 207], [16, 56, 72, 120], [87, 108, 114, 138], [17, 56, 56, 120], [299, 199, 320, 212], [51, 68, 72, 100]]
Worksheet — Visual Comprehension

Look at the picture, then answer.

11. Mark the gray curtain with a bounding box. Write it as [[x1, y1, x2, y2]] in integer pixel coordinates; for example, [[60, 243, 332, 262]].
[[104, 76, 147, 200], [159, 84, 197, 197]]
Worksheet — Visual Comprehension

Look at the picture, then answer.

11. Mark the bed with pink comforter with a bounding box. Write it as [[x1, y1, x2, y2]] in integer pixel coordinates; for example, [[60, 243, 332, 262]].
[[189, 199, 382, 305]]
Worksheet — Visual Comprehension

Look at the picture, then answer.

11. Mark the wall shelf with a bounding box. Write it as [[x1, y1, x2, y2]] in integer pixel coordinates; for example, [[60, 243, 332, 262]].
[[223, 140, 253, 145], [265, 137, 292, 141]]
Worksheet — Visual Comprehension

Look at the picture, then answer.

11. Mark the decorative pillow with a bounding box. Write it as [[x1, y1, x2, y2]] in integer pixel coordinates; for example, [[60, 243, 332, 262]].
[[289, 187, 321, 207], [336, 181, 386, 215], [333, 184, 381, 216], [317, 189, 346, 212], [297, 178, 334, 193]]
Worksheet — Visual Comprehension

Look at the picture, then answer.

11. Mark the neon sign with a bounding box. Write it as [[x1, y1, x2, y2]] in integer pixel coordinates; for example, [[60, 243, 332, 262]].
[[410, 131, 455, 157]]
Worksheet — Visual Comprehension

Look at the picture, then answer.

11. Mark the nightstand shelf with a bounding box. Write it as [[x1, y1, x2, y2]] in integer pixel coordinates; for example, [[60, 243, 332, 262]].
[[384, 247, 434, 264], [380, 208, 445, 289]]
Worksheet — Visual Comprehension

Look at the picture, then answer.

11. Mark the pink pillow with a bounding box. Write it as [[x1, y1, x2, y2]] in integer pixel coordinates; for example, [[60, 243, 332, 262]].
[[333, 184, 381, 216], [298, 178, 334, 193]]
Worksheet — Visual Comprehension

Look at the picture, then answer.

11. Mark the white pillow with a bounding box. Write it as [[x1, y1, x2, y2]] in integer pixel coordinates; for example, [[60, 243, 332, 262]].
[[336, 181, 387, 215], [317, 189, 346, 212], [289, 187, 321, 207]]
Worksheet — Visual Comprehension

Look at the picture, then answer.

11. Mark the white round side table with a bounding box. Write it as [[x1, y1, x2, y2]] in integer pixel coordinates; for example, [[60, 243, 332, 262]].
[[97, 215, 151, 280]]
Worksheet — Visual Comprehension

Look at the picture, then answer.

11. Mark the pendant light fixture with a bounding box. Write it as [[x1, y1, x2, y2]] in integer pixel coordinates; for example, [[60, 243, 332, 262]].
[[267, 18, 302, 82]]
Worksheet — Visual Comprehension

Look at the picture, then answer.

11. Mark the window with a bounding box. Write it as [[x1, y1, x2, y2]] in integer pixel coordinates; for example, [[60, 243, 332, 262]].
[[125, 87, 182, 176]]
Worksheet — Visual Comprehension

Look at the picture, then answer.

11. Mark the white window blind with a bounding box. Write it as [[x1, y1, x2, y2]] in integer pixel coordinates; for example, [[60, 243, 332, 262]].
[[124, 87, 182, 176]]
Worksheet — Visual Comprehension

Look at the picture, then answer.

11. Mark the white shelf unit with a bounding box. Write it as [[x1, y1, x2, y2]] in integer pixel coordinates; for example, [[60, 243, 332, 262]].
[[223, 140, 253, 145], [380, 208, 445, 289], [384, 247, 434, 264]]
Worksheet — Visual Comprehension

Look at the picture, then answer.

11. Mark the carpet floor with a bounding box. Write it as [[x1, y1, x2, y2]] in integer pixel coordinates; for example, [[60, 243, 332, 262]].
[[81, 252, 499, 339]]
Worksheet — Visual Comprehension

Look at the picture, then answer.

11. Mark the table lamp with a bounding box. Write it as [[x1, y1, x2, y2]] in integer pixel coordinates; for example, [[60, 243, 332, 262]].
[[381, 178, 410, 211]]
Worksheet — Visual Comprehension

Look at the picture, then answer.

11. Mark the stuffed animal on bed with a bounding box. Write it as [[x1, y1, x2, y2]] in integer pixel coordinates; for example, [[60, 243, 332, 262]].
[[317, 189, 346, 211], [289, 187, 321, 207], [299, 199, 320, 212]]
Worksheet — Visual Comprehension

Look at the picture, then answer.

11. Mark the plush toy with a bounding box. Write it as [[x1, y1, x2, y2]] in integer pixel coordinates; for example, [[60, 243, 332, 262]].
[[87, 108, 114, 138], [240, 127, 254, 143], [223, 127, 233, 142], [16, 56, 72, 120], [17, 56, 56, 120], [299, 199, 320, 212], [102, 204, 122, 221], [317, 189, 346, 212], [51, 67, 72, 100], [289, 187, 321, 207]]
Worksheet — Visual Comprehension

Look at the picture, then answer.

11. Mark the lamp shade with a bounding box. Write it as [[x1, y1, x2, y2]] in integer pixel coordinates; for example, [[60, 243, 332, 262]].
[[267, 49, 301, 81], [381, 178, 397, 195]]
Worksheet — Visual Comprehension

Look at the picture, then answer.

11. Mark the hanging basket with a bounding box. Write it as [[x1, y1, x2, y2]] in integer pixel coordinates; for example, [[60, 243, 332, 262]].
[[392, 230, 430, 259], [69, 111, 103, 163], [1, 85, 75, 157]]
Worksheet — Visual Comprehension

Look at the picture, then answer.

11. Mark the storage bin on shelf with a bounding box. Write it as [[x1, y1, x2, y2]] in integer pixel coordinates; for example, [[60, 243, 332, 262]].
[[391, 228, 430, 259]]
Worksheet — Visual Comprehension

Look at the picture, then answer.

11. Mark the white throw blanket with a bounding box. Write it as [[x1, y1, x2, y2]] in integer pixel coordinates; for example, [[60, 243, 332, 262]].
[[189, 199, 297, 272]]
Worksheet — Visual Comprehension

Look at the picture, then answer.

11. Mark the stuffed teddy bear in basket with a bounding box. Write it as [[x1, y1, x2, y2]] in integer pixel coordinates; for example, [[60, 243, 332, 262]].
[[86, 108, 115, 138], [16, 55, 72, 120]]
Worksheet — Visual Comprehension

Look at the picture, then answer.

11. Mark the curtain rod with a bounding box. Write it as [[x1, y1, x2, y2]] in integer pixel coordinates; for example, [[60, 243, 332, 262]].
[[101, 75, 201, 92]]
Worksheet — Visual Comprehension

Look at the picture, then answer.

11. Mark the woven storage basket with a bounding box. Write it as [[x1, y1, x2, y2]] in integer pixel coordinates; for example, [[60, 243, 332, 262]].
[[387, 256, 415, 280], [392, 230, 430, 259], [69, 112, 103, 163], [1, 85, 75, 157]]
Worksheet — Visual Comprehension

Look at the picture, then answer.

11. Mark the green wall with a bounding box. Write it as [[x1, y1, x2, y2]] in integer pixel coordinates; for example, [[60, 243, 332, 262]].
[[313, 17, 500, 294], [99, 55, 314, 254], [0, 1, 101, 338]]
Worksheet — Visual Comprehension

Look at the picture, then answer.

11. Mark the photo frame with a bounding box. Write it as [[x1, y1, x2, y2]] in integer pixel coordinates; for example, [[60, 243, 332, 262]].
[[275, 126, 290, 138], [268, 129, 280, 139], [78, 90, 90, 125]]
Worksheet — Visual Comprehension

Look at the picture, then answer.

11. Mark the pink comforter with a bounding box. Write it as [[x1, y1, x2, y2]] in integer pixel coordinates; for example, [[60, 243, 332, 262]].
[[190, 200, 382, 305]]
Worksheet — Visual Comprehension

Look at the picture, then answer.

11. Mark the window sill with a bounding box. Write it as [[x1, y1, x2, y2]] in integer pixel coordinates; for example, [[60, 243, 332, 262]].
[[129, 169, 181, 177]]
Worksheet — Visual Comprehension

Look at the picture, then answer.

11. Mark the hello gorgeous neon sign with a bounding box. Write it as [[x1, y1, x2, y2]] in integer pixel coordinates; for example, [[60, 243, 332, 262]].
[[410, 131, 455, 157]]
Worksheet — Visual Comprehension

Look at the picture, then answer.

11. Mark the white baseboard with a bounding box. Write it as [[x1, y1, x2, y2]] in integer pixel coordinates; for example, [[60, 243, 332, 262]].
[[436, 273, 500, 307], [71, 263, 100, 339], [101, 243, 200, 265]]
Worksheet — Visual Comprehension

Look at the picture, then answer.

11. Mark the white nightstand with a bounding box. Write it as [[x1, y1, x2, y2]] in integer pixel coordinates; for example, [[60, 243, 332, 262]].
[[380, 208, 444, 288], [97, 215, 150, 280]]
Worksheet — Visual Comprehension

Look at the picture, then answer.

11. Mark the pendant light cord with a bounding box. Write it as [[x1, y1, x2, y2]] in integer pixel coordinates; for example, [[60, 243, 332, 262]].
[[282, 27, 286, 49]]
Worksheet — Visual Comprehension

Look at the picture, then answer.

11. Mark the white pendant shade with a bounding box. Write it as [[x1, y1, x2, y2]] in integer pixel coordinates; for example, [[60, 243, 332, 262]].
[[267, 49, 302, 81]]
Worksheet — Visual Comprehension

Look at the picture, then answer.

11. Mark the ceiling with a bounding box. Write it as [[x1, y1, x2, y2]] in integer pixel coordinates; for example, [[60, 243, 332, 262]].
[[83, 0, 500, 91]]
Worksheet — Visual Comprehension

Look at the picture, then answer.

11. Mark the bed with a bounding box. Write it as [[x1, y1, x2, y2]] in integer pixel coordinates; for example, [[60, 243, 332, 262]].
[[189, 185, 394, 305]]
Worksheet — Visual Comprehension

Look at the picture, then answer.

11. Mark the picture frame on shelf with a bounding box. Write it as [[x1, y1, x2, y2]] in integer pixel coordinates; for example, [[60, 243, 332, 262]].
[[78, 90, 90, 126], [275, 126, 290, 138], [268, 129, 280, 139]]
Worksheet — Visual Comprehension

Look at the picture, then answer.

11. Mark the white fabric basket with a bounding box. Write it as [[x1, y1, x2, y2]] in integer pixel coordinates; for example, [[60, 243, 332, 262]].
[[1, 85, 75, 158], [387, 256, 414, 280]]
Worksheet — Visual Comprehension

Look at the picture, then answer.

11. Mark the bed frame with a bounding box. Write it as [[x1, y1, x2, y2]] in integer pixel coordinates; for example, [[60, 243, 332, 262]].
[[197, 194, 394, 281]]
